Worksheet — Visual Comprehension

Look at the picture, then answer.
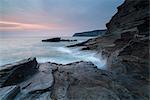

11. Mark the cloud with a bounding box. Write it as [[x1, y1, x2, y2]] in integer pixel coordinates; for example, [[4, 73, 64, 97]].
[[0, 21, 62, 31], [0, 0, 124, 36], [0, 23, 18, 27]]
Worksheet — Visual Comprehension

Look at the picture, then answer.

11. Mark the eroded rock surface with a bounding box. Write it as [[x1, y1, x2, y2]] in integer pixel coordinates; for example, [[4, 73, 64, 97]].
[[0, 57, 38, 87], [0, 56, 149, 100], [0, 85, 20, 100], [14, 62, 56, 100], [51, 61, 134, 100], [66, 0, 149, 99]]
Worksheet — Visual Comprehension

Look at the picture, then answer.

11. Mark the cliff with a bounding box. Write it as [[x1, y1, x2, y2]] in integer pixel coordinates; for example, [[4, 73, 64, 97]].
[[106, 0, 149, 36], [67, 0, 149, 99], [73, 29, 106, 37], [69, 0, 149, 53]]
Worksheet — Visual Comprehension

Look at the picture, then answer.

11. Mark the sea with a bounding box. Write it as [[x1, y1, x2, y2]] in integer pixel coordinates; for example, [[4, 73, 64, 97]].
[[0, 36, 106, 69]]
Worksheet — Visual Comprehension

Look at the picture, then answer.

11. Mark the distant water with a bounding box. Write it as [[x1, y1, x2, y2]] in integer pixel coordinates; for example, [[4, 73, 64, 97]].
[[0, 36, 106, 69]]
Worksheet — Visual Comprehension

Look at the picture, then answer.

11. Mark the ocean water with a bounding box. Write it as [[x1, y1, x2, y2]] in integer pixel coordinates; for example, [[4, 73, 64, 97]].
[[0, 36, 106, 69]]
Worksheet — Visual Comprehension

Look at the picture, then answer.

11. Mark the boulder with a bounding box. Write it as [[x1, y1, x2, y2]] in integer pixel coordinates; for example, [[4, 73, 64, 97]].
[[0, 85, 20, 100], [14, 63, 55, 100], [0, 57, 38, 87]]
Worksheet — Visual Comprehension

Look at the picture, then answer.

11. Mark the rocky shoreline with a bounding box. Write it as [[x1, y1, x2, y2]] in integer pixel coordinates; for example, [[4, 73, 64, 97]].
[[0, 0, 149, 100], [0, 58, 137, 100]]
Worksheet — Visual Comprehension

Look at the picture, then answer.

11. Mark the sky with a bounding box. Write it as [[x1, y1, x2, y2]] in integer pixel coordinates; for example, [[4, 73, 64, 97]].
[[0, 0, 124, 37]]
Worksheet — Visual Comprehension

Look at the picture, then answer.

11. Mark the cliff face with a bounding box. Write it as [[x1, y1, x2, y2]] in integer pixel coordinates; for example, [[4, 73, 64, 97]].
[[73, 29, 106, 37], [106, 0, 149, 36], [73, 0, 149, 56], [67, 0, 149, 99], [69, 0, 149, 50], [99, 0, 149, 70]]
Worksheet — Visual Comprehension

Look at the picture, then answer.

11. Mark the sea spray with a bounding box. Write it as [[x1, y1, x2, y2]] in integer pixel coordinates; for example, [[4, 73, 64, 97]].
[[37, 46, 106, 69]]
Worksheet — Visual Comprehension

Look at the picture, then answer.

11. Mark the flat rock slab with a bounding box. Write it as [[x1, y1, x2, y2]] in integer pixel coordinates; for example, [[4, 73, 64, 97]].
[[0, 57, 38, 87], [0, 85, 20, 100], [21, 71, 53, 93], [15, 63, 54, 99], [51, 61, 133, 100]]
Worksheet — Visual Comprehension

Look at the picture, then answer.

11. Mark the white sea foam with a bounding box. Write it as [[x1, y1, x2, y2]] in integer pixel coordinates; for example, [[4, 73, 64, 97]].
[[56, 47, 72, 53], [37, 46, 106, 69]]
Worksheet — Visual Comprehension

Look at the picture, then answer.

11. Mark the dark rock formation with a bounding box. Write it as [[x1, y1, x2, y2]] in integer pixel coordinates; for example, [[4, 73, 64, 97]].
[[106, 0, 149, 36], [69, 0, 149, 49], [0, 54, 149, 100], [0, 59, 56, 100], [0, 57, 38, 87], [51, 61, 134, 100], [0, 85, 20, 100], [66, 0, 149, 99], [73, 29, 106, 37], [42, 37, 61, 42], [42, 37, 77, 42], [14, 62, 56, 100], [0, 60, 136, 100]]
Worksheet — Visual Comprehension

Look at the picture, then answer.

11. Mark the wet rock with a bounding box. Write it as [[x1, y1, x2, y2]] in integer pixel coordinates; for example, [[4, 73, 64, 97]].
[[15, 63, 54, 100], [0, 85, 20, 100], [0, 57, 38, 87]]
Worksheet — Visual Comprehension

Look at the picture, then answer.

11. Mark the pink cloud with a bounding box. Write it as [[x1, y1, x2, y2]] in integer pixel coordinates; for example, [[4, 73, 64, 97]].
[[0, 21, 62, 31]]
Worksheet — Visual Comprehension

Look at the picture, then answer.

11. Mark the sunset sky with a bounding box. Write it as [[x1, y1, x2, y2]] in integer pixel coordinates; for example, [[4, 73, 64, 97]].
[[0, 0, 124, 37]]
